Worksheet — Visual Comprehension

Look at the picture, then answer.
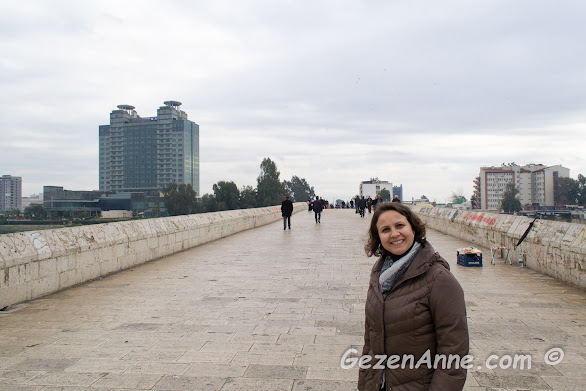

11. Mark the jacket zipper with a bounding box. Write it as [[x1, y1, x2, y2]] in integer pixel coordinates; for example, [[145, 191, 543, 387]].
[[376, 252, 440, 391]]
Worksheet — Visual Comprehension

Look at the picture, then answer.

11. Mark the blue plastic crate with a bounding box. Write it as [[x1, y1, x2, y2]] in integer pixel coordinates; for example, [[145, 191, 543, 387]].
[[456, 250, 483, 267]]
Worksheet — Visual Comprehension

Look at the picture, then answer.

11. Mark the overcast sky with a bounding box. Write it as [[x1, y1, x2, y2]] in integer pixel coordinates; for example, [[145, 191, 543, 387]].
[[1, 1, 585, 203]]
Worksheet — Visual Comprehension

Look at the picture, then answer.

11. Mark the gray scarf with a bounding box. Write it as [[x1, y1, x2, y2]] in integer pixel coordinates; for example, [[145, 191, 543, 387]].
[[379, 241, 421, 298]]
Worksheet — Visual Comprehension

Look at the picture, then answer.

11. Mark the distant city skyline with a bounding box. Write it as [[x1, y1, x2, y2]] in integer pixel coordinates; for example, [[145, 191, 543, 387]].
[[1, 1, 585, 203]]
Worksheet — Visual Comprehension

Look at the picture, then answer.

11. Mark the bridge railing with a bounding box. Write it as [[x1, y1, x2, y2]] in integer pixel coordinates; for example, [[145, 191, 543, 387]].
[[0, 203, 305, 309], [413, 206, 586, 290]]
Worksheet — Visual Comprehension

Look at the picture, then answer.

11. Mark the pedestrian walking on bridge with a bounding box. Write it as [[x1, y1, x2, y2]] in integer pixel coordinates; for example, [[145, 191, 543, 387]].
[[281, 196, 293, 230], [358, 196, 367, 217], [313, 196, 323, 223], [371, 194, 379, 211]]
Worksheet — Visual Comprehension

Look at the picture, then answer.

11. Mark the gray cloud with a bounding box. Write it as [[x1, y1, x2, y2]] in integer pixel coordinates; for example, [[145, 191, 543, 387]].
[[1, 0, 585, 202]]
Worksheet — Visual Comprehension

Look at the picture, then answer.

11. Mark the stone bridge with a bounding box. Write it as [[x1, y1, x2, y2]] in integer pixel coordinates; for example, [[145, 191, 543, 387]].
[[0, 207, 584, 390]]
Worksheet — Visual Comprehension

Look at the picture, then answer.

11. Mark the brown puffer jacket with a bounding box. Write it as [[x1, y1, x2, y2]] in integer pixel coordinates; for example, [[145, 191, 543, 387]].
[[358, 241, 469, 391]]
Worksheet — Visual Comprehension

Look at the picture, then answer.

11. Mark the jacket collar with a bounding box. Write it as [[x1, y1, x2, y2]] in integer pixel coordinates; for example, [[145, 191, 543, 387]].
[[370, 241, 449, 297]]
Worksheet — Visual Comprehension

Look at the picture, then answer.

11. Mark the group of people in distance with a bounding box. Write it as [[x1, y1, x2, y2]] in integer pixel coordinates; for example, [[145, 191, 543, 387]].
[[355, 194, 401, 217], [281, 195, 469, 390]]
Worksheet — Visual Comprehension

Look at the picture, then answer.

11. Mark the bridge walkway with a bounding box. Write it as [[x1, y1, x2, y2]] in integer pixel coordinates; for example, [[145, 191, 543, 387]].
[[0, 209, 584, 390]]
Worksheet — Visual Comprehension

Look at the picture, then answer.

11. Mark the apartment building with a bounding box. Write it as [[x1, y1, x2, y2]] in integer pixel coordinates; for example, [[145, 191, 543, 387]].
[[360, 179, 392, 199], [0, 175, 22, 211], [477, 163, 569, 209]]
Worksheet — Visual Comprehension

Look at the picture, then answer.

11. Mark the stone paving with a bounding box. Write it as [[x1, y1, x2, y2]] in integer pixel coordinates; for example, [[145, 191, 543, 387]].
[[0, 209, 584, 391]]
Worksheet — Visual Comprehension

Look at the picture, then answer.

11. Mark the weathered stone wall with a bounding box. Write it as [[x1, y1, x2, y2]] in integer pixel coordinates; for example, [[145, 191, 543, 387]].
[[412, 206, 586, 289], [0, 203, 305, 308]]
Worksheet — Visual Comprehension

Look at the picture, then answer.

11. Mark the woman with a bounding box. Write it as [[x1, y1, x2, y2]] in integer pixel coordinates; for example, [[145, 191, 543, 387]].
[[358, 202, 468, 391]]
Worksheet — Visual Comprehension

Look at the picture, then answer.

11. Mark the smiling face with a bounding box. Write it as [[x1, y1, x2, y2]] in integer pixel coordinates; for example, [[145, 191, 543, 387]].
[[376, 210, 415, 256]]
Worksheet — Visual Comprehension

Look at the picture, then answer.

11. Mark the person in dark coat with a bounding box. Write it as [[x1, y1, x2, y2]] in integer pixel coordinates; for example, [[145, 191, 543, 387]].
[[371, 195, 379, 211], [281, 196, 294, 230], [313, 196, 323, 223], [358, 202, 468, 391], [358, 196, 367, 217], [392, 195, 401, 203]]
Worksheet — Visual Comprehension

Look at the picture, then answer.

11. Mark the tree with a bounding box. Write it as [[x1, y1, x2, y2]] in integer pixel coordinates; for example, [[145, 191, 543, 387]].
[[283, 176, 315, 202], [450, 191, 467, 204], [152, 204, 161, 217], [578, 174, 586, 206], [163, 183, 197, 216], [239, 185, 258, 209], [23, 204, 47, 220], [256, 157, 285, 207], [212, 181, 240, 211], [470, 194, 481, 209], [500, 183, 522, 213], [555, 177, 579, 205], [3, 208, 21, 219], [380, 189, 391, 202], [198, 194, 218, 213]]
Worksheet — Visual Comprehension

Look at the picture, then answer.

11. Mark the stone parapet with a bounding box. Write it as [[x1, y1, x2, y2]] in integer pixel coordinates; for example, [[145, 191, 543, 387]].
[[412, 206, 586, 289], [0, 203, 305, 308]]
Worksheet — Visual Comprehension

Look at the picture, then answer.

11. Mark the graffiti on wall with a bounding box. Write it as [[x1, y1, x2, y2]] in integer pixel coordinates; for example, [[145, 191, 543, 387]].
[[571, 227, 586, 248], [464, 213, 497, 226]]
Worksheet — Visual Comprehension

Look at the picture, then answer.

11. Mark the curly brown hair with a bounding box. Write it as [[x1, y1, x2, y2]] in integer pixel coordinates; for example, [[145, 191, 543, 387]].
[[364, 202, 426, 257]]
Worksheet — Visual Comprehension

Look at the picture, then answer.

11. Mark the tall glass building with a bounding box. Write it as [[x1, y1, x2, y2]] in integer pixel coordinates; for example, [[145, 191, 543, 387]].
[[99, 101, 199, 196]]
